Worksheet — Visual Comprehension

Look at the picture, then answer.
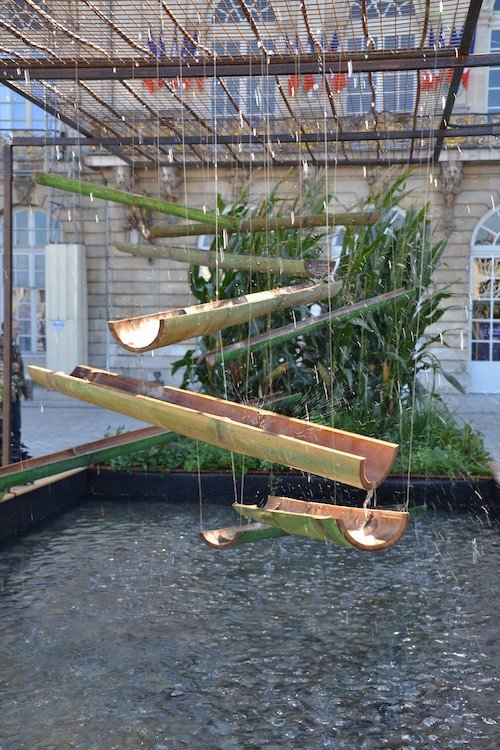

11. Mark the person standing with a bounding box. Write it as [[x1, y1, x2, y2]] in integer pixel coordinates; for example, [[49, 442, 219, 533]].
[[0, 320, 32, 462]]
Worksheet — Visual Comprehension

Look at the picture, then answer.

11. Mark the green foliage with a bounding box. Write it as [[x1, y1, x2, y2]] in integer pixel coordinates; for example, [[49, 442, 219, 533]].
[[100, 402, 491, 478], [174, 170, 463, 432], [173, 180, 329, 409]]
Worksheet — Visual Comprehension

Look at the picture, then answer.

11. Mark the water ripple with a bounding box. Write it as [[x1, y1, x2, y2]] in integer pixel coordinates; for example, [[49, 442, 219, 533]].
[[0, 502, 497, 750]]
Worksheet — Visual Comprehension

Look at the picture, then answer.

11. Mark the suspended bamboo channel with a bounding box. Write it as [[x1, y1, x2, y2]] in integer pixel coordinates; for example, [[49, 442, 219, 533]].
[[108, 280, 342, 352], [35, 172, 233, 229], [200, 288, 413, 368], [114, 241, 331, 280], [233, 496, 409, 551], [0, 426, 173, 494], [28, 365, 398, 491]]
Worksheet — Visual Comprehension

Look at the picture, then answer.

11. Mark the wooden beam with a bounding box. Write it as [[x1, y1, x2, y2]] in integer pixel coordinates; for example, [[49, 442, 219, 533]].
[[108, 280, 342, 352], [27, 365, 398, 490]]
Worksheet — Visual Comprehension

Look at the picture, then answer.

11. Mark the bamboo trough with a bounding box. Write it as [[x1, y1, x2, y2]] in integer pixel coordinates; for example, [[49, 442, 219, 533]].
[[108, 280, 341, 352], [230, 496, 409, 552], [148, 211, 380, 238], [200, 523, 287, 549], [28, 365, 398, 491], [0, 426, 173, 494]]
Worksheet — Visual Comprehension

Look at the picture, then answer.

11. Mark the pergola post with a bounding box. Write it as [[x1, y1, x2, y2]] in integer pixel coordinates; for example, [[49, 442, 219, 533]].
[[2, 143, 13, 466]]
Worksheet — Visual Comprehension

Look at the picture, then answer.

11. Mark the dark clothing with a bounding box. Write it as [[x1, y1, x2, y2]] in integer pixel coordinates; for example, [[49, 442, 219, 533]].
[[11, 399, 21, 448], [0, 335, 31, 402], [0, 335, 31, 461]]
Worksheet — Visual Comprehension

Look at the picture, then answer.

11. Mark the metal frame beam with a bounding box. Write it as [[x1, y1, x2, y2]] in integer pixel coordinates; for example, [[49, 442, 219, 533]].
[[1, 52, 498, 82], [2, 143, 13, 467], [10, 123, 498, 148], [433, 0, 485, 163]]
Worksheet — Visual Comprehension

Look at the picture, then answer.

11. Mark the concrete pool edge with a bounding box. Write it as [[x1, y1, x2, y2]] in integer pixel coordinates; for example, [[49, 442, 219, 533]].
[[88, 469, 498, 513], [1, 469, 497, 545]]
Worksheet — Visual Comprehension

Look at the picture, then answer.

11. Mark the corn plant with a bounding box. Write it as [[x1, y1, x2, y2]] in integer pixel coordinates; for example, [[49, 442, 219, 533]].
[[174, 171, 461, 435]]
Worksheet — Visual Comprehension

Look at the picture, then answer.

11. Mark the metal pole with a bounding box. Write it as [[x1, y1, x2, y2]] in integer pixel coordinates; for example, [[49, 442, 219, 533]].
[[2, 144, 13, 466]]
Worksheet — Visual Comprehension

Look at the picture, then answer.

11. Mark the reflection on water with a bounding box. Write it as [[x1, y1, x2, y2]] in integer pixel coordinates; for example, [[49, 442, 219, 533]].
[[0, 501, 498, 750]]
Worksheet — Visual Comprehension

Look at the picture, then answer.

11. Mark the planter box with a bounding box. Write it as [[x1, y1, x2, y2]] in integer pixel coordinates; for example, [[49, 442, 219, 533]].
[[87, 468, 499, 517], [0, 470, 88, 544]]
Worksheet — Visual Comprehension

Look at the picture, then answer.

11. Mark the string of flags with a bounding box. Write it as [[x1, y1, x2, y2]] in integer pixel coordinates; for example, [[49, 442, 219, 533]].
[[142, 29, 205, 94], [421, 26, 474, 92], [141, 26, 474, 98], [286, 33, 348, 97]]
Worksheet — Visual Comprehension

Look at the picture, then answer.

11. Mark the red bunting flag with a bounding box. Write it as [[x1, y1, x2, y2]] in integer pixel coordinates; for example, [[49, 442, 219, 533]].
[[421, 71, 442, 92], [330, 72, 348, 93], [302, 73, 315, 94], [288, 74, 299, 97], [141, 78, 165, 94]]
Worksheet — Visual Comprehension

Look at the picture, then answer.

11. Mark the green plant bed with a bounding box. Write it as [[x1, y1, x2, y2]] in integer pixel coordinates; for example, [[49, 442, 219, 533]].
[[101, 406, 492, 479]]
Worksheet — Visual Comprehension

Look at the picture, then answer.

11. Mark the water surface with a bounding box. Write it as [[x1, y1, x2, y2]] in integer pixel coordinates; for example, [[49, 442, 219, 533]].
[[0, 501, 498, 749]]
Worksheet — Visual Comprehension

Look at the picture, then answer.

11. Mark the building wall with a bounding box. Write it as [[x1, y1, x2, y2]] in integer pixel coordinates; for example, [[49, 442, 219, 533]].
[[1, 153, 497, 389]]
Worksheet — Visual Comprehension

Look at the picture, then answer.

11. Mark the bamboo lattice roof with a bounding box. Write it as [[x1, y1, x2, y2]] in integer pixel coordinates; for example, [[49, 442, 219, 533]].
[[0, 0, 498, 167]]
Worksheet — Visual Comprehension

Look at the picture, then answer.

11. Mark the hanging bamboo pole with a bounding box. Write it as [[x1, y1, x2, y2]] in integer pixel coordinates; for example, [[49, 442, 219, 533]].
[[35, 172, 378, 238], [148, 210, 380, 238], [114, 240, 331, 279], [35, 171, 234, 229], [27, 365, 398, 490], [109, 280, 342, 352], [200, 288, 413, 368]]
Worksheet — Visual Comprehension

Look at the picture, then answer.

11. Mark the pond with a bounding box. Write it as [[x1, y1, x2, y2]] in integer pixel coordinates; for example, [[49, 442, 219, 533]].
[[0, 501, 498, 750]]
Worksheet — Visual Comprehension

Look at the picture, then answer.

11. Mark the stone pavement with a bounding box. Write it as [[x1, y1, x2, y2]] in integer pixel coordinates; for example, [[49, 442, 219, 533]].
[[20, 384, 500, 467], [22, 386, 149, 457]]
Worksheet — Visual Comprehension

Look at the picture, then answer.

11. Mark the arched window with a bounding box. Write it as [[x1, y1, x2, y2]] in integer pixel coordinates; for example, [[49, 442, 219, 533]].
[[351, 0, 415, 19], [214, 0, 275, 23], [469, 208, 500, 392], [1, 209, 62, 355]]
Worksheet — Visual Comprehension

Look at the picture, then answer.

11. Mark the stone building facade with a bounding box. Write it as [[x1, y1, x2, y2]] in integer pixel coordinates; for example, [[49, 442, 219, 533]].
[[0, 0, 499, 393]]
